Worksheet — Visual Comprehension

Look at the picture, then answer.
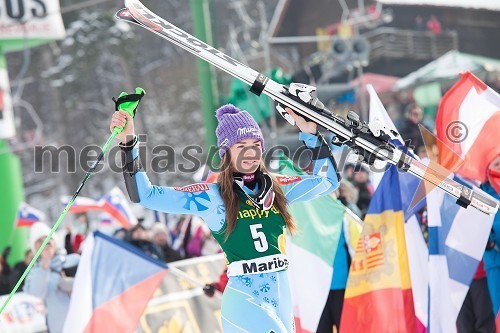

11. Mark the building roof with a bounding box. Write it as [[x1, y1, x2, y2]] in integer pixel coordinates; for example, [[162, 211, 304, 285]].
[[378, 0, 500, 11], [394, 50, 500, 89]]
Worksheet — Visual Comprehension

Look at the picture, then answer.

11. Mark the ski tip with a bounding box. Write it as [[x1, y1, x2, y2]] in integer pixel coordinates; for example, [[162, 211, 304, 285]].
[[115, 8, 139, 25]]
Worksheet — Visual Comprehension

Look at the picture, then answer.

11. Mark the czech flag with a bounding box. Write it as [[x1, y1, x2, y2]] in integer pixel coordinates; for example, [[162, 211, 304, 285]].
[[100, 187, 137, 228], [63, 231, 167, 333], [16, 202, 45, 227]]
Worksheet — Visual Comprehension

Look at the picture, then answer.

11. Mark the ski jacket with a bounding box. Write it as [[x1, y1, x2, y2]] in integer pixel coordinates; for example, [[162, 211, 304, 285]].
[[120, 132, 340, 273]]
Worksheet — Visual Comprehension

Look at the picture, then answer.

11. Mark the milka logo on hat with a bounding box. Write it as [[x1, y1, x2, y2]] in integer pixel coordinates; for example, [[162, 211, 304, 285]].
[[237, 127, 258, 136]]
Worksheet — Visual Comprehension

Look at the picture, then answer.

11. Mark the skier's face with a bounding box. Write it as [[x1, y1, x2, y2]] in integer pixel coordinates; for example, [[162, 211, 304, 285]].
[[229, 139, 262, 174]]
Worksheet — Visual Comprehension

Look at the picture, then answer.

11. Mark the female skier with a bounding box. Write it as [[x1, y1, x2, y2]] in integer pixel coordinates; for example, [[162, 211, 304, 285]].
[[110, 104, 340, 333]]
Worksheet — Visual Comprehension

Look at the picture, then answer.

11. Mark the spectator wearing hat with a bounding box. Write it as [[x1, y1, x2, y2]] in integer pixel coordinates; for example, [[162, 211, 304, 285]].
[[151, 223, 182, 263], [24, 222, 78, 333], [128, 224, 164, 261]]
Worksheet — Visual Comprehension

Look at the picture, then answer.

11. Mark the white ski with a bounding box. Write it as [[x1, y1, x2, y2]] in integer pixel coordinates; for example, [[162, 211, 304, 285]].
[[115, 2, 499, 215]]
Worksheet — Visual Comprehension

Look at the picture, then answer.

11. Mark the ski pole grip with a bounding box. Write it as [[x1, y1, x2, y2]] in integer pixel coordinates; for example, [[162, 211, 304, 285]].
[[112, 87, 145, 134]]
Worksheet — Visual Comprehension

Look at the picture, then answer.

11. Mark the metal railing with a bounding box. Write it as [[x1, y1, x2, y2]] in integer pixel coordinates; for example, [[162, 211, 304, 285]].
[[364, 27, 458, 61]]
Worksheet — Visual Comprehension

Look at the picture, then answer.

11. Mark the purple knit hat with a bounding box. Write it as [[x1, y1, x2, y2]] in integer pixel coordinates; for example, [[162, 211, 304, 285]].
[[215, 104, 264, 158]]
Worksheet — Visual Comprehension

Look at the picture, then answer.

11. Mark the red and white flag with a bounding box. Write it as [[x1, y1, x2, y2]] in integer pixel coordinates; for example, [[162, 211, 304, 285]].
[[60, 196, 102, 214], [436, 72, 500, 183]]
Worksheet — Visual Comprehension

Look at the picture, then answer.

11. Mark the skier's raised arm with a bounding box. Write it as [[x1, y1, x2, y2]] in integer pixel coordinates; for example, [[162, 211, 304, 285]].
[[277, 107, 341, 204], [110, 110, 219, 219]]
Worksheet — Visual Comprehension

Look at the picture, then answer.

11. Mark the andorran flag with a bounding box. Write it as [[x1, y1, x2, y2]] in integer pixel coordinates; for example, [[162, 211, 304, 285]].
[[341, 166, 417, 333]]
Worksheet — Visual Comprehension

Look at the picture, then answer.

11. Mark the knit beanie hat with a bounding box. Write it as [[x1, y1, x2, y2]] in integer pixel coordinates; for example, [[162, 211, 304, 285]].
[[215, 104, 264, 158], [29, 222, 58, 252]]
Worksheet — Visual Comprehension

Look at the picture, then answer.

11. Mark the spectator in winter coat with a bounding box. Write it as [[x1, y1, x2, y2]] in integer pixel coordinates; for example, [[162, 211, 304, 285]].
[[426, 15, 442, 35], [151, 223, 182, 263], [9, 249, 33, 292], [317, 227, 350, 333], [24, 222, 77, 333], [398, 103, 424, 151], [0, 255, 11, 295], [338, 179, 362, 218], [482, 155, 500, 315], [351, 165, 374, 218], [456, 262, 495, 332], [128, 224, 165, 261], [64, 213, 89, 254]]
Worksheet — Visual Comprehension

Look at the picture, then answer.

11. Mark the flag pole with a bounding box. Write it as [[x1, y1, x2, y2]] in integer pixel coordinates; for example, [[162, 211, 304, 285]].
[[167, 265, 206, 288], [167, 265, 223, 298]]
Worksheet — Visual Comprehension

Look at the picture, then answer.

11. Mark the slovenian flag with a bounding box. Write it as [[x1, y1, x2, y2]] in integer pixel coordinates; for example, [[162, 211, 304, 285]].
[[63, 231, 167, 333], [16, 202, 45, 227], [100, 186, 137, 228], [279, 157, 345, 333]]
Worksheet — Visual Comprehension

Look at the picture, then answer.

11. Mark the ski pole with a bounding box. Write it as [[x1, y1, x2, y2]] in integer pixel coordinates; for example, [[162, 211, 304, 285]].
[[0, 87, 145, 315], [167, 265, 207, 288]]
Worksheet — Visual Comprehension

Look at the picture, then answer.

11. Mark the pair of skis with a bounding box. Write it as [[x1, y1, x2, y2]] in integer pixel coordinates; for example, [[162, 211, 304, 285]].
[[115, 0, 499, 216]]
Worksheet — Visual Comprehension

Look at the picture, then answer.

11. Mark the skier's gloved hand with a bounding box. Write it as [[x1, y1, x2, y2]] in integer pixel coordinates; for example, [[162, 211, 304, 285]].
[[203, 284, 216, 297]]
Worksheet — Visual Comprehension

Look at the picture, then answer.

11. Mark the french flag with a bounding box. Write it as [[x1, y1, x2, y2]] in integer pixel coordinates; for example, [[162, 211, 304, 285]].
[[63, 231, 167, 333], [16, 202, 45, 227], [99, 186, 137, 228], [60, 196, 102, 214]]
